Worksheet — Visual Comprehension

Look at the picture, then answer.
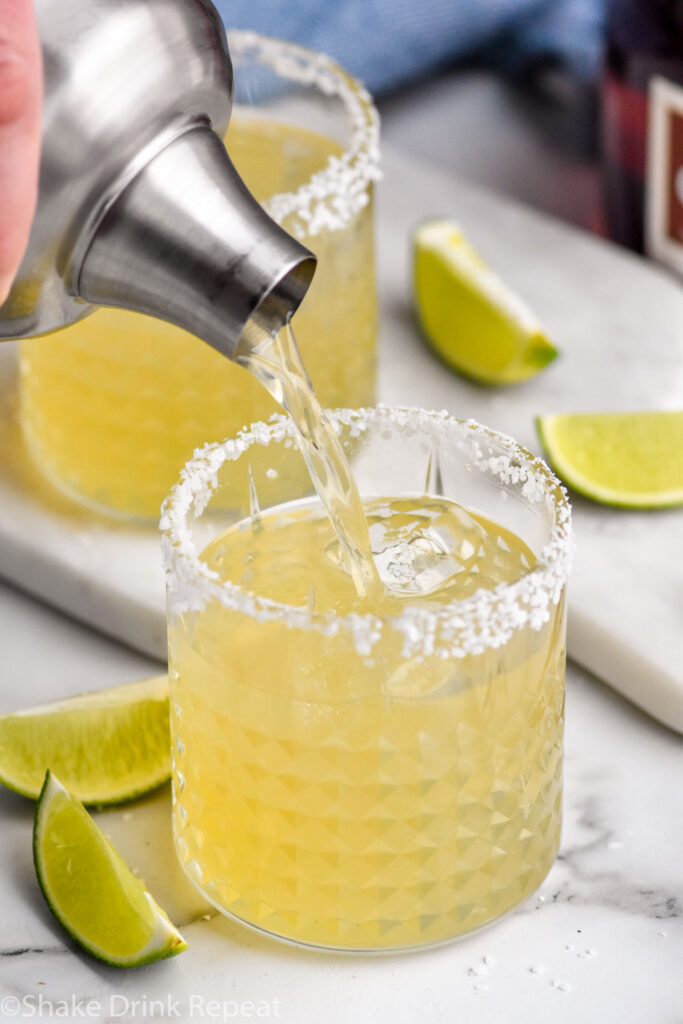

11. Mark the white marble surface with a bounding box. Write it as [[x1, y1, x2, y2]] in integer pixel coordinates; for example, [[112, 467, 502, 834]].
[[0, 129, 682, 1021], [0, 145, 682, 730], [0, 579, 680, 1023], [376, 149, 683, 733]]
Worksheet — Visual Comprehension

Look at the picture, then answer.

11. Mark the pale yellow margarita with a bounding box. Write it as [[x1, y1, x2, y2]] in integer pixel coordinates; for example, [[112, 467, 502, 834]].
[[168, 486, 567, 951]]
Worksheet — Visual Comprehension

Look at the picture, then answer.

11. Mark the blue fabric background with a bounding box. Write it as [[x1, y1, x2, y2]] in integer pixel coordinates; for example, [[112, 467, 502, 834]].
[[214, 0, 607, 95]]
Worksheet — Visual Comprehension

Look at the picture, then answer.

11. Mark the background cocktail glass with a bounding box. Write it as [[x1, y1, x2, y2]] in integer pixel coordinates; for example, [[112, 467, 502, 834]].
[[19, 32, 380, 519], [162, 406, 573, 953]]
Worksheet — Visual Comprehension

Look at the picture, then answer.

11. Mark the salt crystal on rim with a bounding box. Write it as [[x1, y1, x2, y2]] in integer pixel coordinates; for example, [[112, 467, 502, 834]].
[[229, 31, 381, 238]]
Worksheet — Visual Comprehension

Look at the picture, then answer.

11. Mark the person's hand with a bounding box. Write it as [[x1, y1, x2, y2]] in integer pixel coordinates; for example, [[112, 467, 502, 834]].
[[0, 0, 42, 305]]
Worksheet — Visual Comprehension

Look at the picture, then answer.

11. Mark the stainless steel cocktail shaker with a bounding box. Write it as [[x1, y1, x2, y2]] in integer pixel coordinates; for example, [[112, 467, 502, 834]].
[[0, 0, 316, 358]]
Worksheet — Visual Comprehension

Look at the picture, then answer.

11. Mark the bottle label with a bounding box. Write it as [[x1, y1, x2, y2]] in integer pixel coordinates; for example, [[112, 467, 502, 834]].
[[646, 77, 683, 277]]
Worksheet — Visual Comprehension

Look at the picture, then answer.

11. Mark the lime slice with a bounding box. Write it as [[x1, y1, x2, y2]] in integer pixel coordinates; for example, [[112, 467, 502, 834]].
[[33, 771, 187, 967], [413, 219, 558, 384], [0, 675, 170, 804], [536, 411, 683, 508]]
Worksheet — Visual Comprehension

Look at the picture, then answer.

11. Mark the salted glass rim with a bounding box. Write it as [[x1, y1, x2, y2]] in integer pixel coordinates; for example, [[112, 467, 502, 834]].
[[160, 406, 573, 659], [228, 30, 381, 237]]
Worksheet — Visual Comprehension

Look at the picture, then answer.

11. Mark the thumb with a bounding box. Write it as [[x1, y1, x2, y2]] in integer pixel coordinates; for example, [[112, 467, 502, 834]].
[[0, 0, 42, 305]]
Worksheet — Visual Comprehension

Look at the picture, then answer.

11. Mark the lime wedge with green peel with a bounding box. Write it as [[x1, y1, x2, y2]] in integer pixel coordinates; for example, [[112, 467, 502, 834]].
[[0, 675, 170, 804], [536, 411, 683, 508], [33, 771, 187, 967], [413, 219, 558, 384]]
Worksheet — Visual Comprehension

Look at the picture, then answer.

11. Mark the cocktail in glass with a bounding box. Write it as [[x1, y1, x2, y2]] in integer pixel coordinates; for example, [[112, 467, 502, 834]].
[[161, 406, 572, 953], [19, 33, 379, 519]]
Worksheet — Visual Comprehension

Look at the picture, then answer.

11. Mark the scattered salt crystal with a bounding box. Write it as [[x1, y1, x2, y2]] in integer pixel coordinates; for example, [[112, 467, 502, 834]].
[[537, 895, 546, 902], [565, 943, 575, 951], [468, 966, 487, 977], [266, 468, 278, 480], [658, 931, 667, 937], [473, 984, 489, 994], [483, 955, 497, 966], [551, 979, 572, 993], [202, 913, 212, 921], [578, 948, 598, 959], [529, 964, 544, 975]]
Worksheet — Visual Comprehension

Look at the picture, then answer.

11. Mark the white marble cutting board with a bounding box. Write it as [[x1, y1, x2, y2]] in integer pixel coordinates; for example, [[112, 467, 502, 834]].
[[0, 145, 681, 731]]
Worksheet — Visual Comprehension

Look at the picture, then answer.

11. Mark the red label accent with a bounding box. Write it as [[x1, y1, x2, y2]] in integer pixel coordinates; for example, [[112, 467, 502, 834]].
[[667, 107, 683, 246], [603, 72, 649, 179]]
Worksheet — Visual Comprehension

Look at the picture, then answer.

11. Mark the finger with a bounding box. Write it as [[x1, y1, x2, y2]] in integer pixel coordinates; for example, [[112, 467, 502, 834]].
[[0, 0, 42, 304]]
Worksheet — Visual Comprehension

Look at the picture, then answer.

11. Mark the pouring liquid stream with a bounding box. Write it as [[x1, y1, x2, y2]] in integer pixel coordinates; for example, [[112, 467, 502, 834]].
[[239, 322, 503, 605], [238, 321, 383, 601]]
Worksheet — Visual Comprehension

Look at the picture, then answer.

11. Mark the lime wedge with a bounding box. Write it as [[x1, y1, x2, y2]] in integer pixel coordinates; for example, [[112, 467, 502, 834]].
[[413, 219, 558, 384], [33, 771, 187, 967], [0, 675, 170, 804], [536, 411, 683, 508]]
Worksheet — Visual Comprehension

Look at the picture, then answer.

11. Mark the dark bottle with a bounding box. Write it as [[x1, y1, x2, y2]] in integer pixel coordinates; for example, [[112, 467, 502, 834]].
[[602, 0, 683, 253]]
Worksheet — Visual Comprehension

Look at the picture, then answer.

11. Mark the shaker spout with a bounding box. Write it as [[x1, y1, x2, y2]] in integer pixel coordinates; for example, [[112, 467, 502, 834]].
[[76, 124, 316, 359]]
